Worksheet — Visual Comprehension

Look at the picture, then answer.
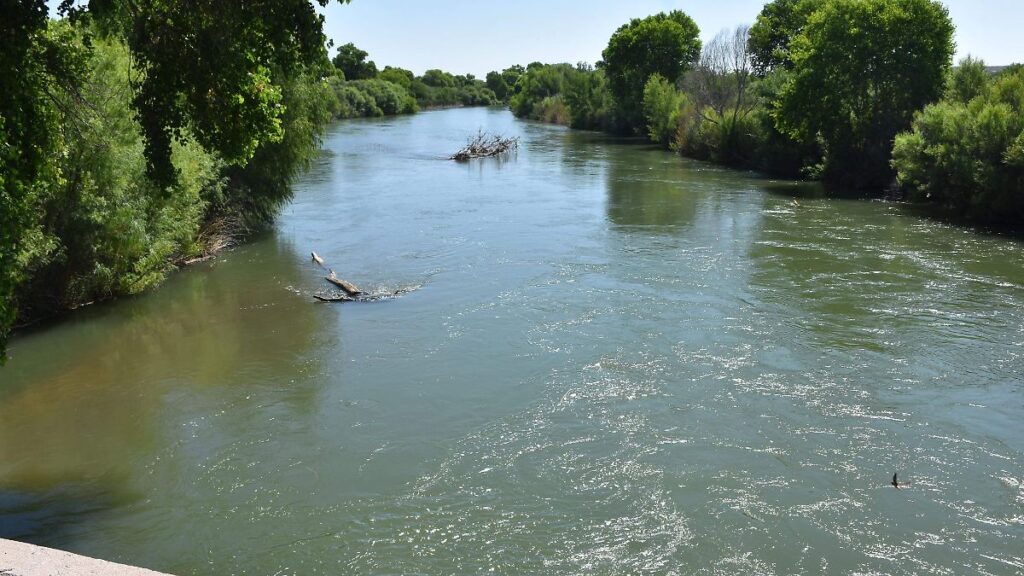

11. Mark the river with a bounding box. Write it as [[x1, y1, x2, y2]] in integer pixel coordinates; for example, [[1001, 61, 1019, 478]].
[[1, 108, 1022, 575]]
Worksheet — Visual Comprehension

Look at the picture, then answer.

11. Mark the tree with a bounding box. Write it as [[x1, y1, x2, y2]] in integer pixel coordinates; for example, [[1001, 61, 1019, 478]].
[[486, 65, 524, 101], [2, 0, 349, 361], [509, 63, 575, 118], [689, 26, 755, 123], [601, 11, 701, 133], [564, 63, 616, 131], [332, 42, 378, 80], [1, 1, 89, 363], [421, 69, 456, 88], [775, 0, 954, 191], [893, 68, 1024, 224], [747, 0, 822, 75], [380, 66, 414, 90], [643, 74, 688, 147], [59, 0, 350, 185], [948, 56, 989, 104]]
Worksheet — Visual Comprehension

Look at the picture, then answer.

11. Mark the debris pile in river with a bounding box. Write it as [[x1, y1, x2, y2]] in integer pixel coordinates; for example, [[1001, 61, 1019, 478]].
[[450, 130, 519, 161]]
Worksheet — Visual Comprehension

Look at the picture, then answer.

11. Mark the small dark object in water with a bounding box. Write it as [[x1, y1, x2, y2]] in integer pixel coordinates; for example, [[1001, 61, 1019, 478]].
[[892, 473, 900, 489]]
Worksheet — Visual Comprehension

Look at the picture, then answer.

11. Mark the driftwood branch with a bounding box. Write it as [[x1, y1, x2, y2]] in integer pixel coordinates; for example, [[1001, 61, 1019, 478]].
[[314, 294, 354, 303], [326, 270, 362, 295], [450, 130, 519, 161]]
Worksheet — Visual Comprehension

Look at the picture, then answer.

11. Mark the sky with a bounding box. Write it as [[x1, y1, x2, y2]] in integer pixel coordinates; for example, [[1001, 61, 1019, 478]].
[[319, 0, 1024, 77]]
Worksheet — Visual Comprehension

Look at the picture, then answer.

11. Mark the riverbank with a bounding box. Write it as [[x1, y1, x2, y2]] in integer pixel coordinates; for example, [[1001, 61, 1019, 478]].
[[0, 539, 172, 576]]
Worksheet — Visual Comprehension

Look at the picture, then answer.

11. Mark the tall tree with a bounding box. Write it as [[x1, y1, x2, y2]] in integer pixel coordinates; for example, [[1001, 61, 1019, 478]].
[[1, 0, 348, 361], [59, 0, 347, 185], [332, 42, 378, 80], [0, 1, 88, 363], [747, 0, 822, 75], [775, 0, 954, 191], [601, 11, 701, 133]]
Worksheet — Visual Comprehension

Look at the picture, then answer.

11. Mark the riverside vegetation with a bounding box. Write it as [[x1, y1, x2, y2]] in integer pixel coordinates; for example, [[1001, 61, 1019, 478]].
[[507, 0, 1022, 223], [1, 0, 1021, 361], [0, 3, 505, 361]]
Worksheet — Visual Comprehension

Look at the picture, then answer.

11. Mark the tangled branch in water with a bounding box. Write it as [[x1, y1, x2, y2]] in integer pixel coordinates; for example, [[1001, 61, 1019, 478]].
[[450, 130, 520, 161]]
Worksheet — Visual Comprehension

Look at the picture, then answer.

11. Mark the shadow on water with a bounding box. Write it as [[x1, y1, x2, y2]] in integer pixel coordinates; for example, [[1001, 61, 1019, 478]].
[[759, 179, 828, 199], [0, 238, 332, 555], [0, 484, 124, 547], [761, 176, 1024, 243]]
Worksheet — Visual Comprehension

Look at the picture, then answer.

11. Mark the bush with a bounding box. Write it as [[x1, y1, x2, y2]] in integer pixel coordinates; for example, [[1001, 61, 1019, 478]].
[[510, 63, 575, 118], [893, 68, 1024, 224], [535, 95, 571, 125], [16, 36, 223, 320], [327, 77, 418, 119], [643, 74, 688, 147], [564, 65, 617, 131], [775, 0, 954, 191]]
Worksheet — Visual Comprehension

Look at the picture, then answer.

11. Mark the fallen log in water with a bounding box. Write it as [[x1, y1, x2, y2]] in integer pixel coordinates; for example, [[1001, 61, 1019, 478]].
[[315, 287, 415, 303], [314, 294, 354, 303], [326, 270, 362, 295], [450, 130, 519, 161]]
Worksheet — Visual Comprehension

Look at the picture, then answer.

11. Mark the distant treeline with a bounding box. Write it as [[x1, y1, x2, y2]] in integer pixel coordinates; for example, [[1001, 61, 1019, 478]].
[[502, 0, 1023, 227], [326, 43, 499, 119]]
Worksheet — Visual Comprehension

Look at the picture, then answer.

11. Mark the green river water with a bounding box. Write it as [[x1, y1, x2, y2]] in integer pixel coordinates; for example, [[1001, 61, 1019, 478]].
[[1, 108, 1022, 575]]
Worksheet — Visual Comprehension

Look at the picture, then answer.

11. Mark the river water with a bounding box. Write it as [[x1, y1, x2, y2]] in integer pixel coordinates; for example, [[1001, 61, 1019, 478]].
[[1, 108, 1022, 575]]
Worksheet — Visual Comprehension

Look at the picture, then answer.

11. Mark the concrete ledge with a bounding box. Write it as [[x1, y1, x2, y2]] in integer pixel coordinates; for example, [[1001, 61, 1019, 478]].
[[0, 539, 172, 576]]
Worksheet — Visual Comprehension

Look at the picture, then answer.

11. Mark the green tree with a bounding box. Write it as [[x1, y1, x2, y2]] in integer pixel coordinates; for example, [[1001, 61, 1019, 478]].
[[601, 11, 701, 133], [1, 1, 90, 362], [486, 66, 525, 101], [2, 0, 349, 361], [775, 0, 954, 191], [948, 56, 989, 104], [564, 64, 616, 131], [509, 63, 575, 118], [17, 33, 222, 324], [893, 68, 1024, 224], [747, 0, 822, 75], [421, 69, 456, 88], [65, 0, 349, 185], [643, 74, 688, 147], [380, 66, 414, 90], [332, 42, 378, 80]]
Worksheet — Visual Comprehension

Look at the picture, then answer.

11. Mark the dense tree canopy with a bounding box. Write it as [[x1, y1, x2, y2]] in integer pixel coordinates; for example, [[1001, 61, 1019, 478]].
[[893, 64, 1024, 224], [380, 66, 414, 90], [332, 42, 378, 81], [486, 65, 525, 101], [1, 1, 93, 362], [57, 0, 348, 184], [1, 0, 350, 361], [601, 11, 701, 132], [775, 0, 954, 190], [747, 0, 821, 75]]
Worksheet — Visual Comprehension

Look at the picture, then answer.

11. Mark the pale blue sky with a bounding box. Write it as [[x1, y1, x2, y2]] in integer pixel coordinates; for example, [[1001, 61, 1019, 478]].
[[320, 0, 1023, 76]]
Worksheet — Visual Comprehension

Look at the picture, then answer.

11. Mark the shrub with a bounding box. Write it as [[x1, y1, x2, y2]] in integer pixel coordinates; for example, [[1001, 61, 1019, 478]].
[[893, 68, 1024, 224]]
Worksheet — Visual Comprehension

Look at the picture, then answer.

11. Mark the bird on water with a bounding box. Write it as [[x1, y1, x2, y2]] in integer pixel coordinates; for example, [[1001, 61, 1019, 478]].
[[892, 473, 900, 489]]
